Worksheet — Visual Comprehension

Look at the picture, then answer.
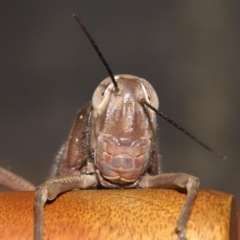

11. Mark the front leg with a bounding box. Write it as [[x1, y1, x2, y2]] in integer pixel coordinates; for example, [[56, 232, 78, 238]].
[[138, 173, 199, 240], [34, 174, 97, 240]]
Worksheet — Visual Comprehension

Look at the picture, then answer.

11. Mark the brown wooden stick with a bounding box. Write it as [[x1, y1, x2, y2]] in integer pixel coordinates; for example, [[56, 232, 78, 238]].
[[0, 189, 237, 240]]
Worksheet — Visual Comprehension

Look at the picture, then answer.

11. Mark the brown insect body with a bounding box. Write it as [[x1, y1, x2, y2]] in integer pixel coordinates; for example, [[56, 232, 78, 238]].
[[33, 70, 199, 240], [31, 13, 208, 235], [56, 74, 160, 188]]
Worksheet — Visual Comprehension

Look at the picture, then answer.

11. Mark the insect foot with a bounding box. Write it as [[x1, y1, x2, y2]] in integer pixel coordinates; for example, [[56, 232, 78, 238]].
[[175, 177, 200, 240], [34, 174, 97, 240], [138, 173, 199, 240]]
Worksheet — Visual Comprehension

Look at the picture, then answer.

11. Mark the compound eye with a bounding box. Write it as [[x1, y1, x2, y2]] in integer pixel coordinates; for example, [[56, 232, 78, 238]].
[[101, 82, 110, 96], [92, 77, 113, 110], [140, 79, 159, 110]]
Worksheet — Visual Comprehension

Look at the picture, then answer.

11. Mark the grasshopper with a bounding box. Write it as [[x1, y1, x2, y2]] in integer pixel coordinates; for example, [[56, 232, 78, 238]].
[[0, 15, 226, 240]]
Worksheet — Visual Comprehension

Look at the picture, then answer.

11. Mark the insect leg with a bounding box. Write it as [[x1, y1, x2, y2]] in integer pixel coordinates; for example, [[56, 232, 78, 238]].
[[0, 166, 35, 191], [138, 173, 199, 240], [34, 174, 97, 240]]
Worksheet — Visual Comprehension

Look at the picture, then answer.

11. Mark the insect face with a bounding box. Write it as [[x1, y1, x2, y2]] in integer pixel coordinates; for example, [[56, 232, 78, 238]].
[[90, 74, 159, 185]]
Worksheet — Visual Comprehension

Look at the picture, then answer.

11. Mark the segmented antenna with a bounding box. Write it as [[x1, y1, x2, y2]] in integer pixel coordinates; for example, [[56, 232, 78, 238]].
[[73, 14, 119, 93], [144, 100, 227, 160]]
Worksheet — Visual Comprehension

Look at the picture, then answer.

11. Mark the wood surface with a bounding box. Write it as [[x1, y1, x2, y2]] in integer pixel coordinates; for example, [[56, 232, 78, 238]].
[[0, 189, 237, 240]]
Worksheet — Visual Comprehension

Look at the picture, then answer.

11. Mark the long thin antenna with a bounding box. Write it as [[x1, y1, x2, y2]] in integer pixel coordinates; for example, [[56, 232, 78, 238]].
[[144, 100, 227, 160], [72, 14, 119, 93]]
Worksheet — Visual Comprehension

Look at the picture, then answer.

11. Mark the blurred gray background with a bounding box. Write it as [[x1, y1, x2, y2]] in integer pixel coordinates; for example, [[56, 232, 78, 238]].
[[0, 1, 239, 205]]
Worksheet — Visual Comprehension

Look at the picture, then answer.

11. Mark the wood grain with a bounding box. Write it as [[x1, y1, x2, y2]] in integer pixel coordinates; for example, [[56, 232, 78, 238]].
[[0, 189, 237, 240]]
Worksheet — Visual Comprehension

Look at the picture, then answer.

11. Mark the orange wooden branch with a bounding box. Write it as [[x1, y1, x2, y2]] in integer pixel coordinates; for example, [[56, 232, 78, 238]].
[[0, 189, 237, 240]]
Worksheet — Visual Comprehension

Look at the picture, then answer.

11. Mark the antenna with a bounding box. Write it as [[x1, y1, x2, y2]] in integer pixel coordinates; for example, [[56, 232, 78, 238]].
[[73, 14, 119, 93], [144, 100, 227, 160]]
